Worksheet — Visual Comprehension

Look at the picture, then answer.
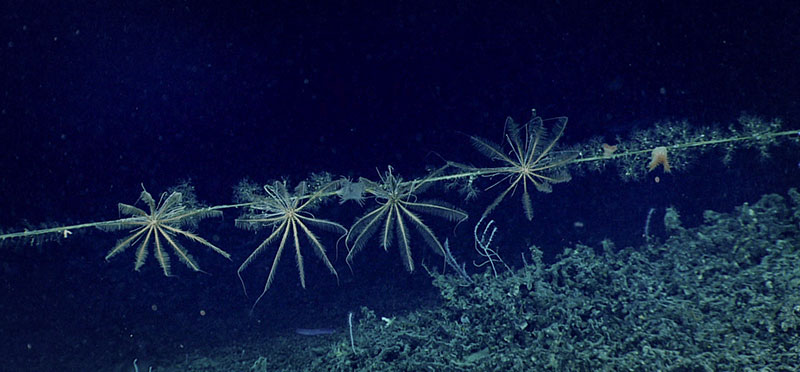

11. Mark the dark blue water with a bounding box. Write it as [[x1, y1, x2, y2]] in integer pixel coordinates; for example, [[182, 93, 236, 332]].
[[1, 1, 798, 370]]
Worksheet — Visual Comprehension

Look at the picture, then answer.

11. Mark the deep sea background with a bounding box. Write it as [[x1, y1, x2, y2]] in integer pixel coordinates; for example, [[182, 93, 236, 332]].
[[0, 0, 798, 370]]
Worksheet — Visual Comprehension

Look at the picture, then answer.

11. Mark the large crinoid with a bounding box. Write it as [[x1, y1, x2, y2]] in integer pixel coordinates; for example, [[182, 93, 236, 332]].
[[470, 111, 578, 220], [346, 166, 468, 272], [236, 180, 346, 306], [102, 186, 230, 276]]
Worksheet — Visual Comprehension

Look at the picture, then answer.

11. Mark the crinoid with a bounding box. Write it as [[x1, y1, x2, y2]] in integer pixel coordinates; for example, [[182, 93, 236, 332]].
[[470, 111, 578, 220], [235, 180, 346, 306], [346, 166, 468, 272], [102, 186, 230, 276]]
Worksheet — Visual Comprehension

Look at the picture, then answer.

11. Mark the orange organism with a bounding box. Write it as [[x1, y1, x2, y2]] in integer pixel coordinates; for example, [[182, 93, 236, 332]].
[[601, 143, 618, 158], [648, 146, 671, 172]]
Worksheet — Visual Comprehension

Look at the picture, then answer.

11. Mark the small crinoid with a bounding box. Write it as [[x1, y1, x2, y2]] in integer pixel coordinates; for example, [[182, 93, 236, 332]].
[[235, 180, 346, 306], [345, 166, 468, 272], [470, 110, 579, 220], [102, 185, 230, 276]]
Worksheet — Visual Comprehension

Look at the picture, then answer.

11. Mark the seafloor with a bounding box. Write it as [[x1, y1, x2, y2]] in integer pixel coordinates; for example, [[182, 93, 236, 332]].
[[136, 189, 800, 371]]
